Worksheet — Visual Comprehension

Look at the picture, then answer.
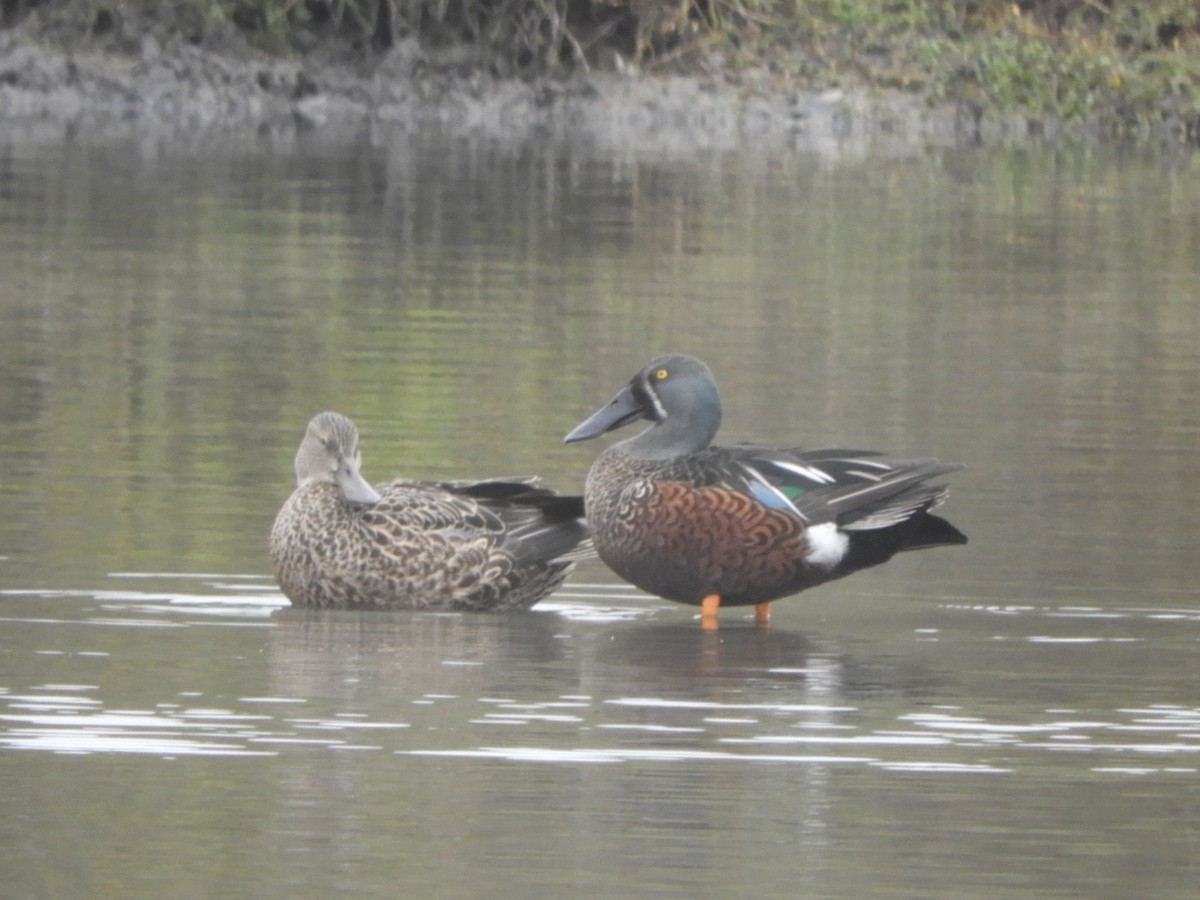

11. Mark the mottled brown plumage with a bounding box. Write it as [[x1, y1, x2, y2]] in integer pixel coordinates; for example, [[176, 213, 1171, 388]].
[[271, 412, 591, 611]]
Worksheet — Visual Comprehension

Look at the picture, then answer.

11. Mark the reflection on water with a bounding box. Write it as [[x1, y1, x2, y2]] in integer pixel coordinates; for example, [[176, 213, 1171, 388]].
[[0, 701, 279, 757], [2, 128, 1199, 896], [1, 573, 1199, 894], [2, 575, 1197, 777], [1, 573, 1198, 899]]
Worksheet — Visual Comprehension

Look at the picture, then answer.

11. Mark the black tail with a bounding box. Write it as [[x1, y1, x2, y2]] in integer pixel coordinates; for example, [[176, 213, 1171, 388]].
[[837, 512, 966, 577], [455, 481, 592, 564]]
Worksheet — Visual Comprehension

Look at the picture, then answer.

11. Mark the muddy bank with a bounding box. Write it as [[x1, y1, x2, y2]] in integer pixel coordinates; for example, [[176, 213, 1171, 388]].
[[0, 22, 1034, 157]]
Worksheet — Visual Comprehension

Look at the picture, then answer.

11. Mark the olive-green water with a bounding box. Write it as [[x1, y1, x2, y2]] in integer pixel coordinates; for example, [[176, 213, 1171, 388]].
[[1, 125, 1197, 898]]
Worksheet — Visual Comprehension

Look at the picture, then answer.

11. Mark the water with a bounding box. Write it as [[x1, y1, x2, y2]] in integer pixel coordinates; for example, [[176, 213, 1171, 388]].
[[1, 124, 1198, 897]]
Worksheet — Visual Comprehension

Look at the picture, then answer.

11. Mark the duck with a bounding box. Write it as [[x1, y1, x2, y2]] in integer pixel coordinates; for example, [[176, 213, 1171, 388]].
[[271, 411, 591, 611], [564, 355, 966, 629]]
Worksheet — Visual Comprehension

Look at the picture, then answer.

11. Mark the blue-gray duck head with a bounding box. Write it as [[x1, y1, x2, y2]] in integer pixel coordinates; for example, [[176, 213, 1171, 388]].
[[564, 354, 722, 458]]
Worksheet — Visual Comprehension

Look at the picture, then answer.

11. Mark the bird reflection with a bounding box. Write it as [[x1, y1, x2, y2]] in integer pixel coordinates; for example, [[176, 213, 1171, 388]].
[[595, 620, 945, 702], [267, 607, 569, 705]]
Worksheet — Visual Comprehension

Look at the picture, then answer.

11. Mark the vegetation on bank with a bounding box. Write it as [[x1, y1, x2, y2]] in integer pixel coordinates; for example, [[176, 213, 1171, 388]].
[[4, 0, 1200, 137]]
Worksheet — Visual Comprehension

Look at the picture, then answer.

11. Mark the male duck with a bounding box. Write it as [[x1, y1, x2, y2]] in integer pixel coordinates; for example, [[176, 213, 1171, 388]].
[[564, 355, 966, 628], [271, 411, 591, 611]]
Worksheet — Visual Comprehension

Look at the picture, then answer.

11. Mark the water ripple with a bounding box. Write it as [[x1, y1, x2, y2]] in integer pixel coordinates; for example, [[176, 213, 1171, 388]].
[[2, 574, 1197, 778]]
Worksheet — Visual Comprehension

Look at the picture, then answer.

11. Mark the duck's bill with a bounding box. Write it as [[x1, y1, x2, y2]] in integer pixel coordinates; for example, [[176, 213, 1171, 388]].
[[340, 469, 383, 504], [564, 384, 645, 443]]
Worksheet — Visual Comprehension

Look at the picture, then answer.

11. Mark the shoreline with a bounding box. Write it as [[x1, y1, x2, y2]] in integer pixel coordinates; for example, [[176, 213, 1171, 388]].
[[0, 24, 1160, 157]]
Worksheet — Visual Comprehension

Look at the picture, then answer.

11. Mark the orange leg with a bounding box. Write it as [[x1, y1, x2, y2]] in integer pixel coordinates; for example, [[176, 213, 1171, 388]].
[[700, 594, 721, 631], [754, 602, 772, 629]]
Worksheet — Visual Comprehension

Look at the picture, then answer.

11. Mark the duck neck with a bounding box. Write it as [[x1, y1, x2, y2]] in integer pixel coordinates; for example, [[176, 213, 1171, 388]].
[[618, 402, 721, 460]]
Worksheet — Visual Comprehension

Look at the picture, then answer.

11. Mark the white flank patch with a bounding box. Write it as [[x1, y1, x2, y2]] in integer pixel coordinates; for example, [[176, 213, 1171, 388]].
[[805, 523, 849, 568]]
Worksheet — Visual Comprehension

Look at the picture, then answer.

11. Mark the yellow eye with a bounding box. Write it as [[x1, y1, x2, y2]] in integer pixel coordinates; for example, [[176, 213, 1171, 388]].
[[655, 368, 669, 380]]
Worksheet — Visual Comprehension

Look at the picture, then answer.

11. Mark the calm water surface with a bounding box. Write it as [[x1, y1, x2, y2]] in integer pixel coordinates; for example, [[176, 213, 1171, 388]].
[[1, 123, 1198, 898]]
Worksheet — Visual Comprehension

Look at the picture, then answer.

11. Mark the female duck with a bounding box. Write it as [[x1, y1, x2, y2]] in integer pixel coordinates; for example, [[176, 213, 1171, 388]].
[[271, 411, 590, 611], [565, 355, 965, 628]]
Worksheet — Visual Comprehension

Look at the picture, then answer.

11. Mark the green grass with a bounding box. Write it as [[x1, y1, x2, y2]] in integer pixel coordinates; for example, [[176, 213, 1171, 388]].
[[772, 1, 1200, 137]]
